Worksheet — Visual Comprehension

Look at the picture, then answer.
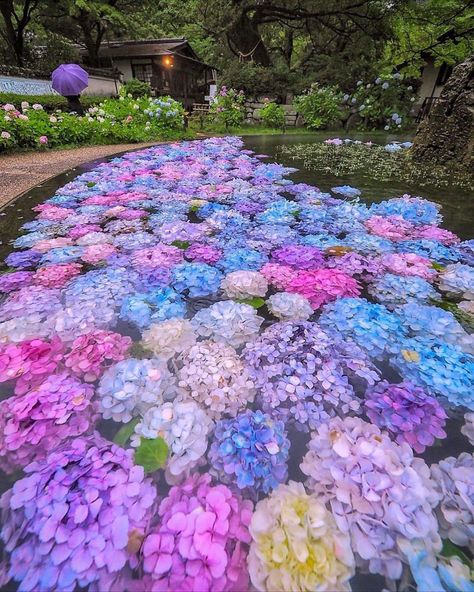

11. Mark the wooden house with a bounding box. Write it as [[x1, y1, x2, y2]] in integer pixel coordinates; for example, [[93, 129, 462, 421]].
[[87, 38, 217, 108]]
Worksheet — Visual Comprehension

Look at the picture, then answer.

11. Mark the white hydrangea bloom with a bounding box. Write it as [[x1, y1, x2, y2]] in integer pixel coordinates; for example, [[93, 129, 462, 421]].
[[267, 292, 313, 321], [142, 318, 196, 360], [221, 270, 268, 299]]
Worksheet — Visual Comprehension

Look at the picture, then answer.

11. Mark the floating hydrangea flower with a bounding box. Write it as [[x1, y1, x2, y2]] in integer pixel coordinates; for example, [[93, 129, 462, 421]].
[[172, 262, 223, 297], [331, 185, 361, 198], [380, 252, 436, 280], [325, 251, 383, 280], [260, 263, 296, 290], [462, 412, 474, 446], [141, 473, 252, 592], [431, 453, 474, 551], [221, 270, 268, 300], [141, 319, 196, 360], [209, 409, 289, 494], [132, 401, 213, 482], [396, 239, 459, 264], [271, 245, 324, 269], [244, 322, 378, 430], [192, 300, 263, 348], [184, 243, 222, 264], [97, 358, 175, 422], [0, 373, 96, 472], [0, 271, 34, 293], [47, 300, 117, 343], [287, 268, 360, 309], [390, 336, 474, 408], [438, 263, 474, 301], [267, 292, 313, 321], [155, 220, 209, 244], [131, 244, 183, 271], [64, 330, 132, 382], [301, 416, 441, 578], [33, 262, 82, 288], [0, 336, 64, 394], [396, 303, 474, 354], [177, 340, 255, 419], [81, 243, 117, 264], [369, 273, 438, 309], [218, 247, 267, 273], [364, 380, 447, 453], [248, 481, 355, 592], [120, 287, 185, 330], [369, 195, 441, 226], [415, 225, 459, 245], [364, 215, 416, 241], [5, 250, 41, 270], [0, 436, 157, 592]]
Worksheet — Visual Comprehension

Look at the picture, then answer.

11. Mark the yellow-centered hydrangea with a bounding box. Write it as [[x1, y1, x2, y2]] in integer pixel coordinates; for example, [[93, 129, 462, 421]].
[[248, 481, 355, 591]]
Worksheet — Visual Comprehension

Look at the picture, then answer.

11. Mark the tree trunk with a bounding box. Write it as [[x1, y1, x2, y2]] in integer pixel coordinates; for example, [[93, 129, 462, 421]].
[[412, 57, 474, 169], [0, 1, 24, 66], [227, 12, 271, 66]]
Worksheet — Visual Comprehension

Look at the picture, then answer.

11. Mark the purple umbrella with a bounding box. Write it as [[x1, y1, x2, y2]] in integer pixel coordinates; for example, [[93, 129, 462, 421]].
[[52, 64, 89, 96]]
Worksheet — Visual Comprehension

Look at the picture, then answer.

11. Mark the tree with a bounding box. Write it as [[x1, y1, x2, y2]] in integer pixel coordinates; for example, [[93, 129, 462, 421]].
[[0, 0, 39, 65]]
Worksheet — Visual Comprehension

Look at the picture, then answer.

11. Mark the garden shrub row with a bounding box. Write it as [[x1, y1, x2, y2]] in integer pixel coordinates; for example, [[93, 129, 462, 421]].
[[0, 93, 104, 113]]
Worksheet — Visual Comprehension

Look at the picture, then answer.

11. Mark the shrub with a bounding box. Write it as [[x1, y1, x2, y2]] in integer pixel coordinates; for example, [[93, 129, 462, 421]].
[[209, 87, 246, 129], [294, 84, 343, 129], [259, 100, 285, 129], [121, 79, 152, 99], [0, 93, 103, 113]]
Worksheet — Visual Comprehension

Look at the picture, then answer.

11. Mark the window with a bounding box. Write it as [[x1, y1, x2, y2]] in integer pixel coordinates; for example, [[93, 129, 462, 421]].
[[132, 63, 153, 84]]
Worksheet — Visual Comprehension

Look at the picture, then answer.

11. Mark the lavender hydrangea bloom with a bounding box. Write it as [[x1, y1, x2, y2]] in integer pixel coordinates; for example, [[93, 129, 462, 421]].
[[271, 245, 324, 269], [0, 436, 157, 592], [244, 321, 378, 430], [5, 250, 41, 270], [431, 453, 474, 551], [364, 380, 447, 453], [301, 417, 441, 579], [0, 271, 34, 293], [209, 409, 290, 493]]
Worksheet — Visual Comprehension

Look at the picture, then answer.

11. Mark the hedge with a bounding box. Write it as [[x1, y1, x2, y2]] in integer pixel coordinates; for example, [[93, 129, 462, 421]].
[[0, 93, 107, 113]]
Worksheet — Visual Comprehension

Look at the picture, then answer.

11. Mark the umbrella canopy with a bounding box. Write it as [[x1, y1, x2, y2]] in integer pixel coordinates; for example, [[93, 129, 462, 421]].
[[52, 64, 89, 96]]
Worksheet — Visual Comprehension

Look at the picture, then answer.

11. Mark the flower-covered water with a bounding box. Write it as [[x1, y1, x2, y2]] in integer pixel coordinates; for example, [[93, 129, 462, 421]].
[[0, 136, 473, 592]]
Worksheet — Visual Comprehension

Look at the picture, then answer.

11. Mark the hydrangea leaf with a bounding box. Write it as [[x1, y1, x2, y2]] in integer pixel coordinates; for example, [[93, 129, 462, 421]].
[[441, 540, 471, 566], [113, 418, 139, 447], [171, 240, 191, 249], [134, 437, 169, 473], [235, 297, 265, 309]]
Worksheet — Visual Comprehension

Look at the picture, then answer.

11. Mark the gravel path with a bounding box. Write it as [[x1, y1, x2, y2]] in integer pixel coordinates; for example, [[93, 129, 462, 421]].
[[0, 143, 158, 209]]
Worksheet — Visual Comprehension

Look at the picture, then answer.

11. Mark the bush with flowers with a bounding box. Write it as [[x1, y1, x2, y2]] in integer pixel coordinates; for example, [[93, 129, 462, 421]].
[[258, 98, 285, 129], [0, 94, 186, 152], [210, 86, 246, 128]]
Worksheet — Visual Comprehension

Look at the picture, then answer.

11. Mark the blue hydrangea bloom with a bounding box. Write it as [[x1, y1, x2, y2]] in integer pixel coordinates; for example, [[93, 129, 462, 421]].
[[218, 248, 268, 273], [120, 287, 185, 329], [171, 262, 222, 297]]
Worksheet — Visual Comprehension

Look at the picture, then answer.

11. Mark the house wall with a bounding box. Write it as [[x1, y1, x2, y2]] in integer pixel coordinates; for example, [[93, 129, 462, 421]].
[[111, 58, 134, 81], [83, 75, 121, 96], [418, 60, 443, 103]]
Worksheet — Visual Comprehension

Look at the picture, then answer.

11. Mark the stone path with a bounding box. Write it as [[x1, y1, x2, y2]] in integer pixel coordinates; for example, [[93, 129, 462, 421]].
[[0, 143, 157, 209]]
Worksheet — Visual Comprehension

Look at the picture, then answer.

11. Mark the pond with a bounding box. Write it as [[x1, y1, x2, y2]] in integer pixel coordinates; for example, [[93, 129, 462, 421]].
[[0, 135, 473, 592]]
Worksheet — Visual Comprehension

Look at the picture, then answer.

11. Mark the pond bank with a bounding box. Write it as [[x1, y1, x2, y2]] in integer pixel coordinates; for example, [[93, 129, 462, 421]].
[[0, 142, 158, 209]]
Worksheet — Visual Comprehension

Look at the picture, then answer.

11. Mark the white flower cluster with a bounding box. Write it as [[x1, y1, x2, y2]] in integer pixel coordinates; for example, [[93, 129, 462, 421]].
[[221, 270, 268, 299], [267, 292, 313, 321], [132, 401, 213, 483], [176, 340, 256, 419], [438, 264, 474, 301], [191, 301, 263, 348], [141, 319, 196, 361], [462, 412, 474, 446]]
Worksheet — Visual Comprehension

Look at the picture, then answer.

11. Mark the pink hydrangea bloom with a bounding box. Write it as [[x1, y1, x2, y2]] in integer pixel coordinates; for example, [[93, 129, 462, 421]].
[[33, 204, 71, 221], [81, 243, 117, 264], [32, 237, 73, 253], [0, 336, 64, 394], [0, 372, 96, 472], [142, 473, 253, 592], [415, 225, 460, 245], [185, 243, 222, 264], [365, 215, 416, 241], [64, 330, 132, 382], [115, 209, 147, 220], [260, 263, 296, 290], [288, 268, 361, 309], [67, 224, 102, 239], [381, 253, 436, 280], [33, 263, 82, 288]]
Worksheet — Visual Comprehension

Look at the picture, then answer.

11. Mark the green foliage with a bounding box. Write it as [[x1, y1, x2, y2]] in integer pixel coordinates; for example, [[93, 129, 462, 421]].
[[0, 93, 103, 113], [113, 418, 140, 447], [134, 437, 169, 473], [0, 95, 187, 152], [259, 100, 285, 129], [294, 84, 343, 129], [209, 87, 246, 129], [236, 297, 265, 309], [121, 79, 152, 98]]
